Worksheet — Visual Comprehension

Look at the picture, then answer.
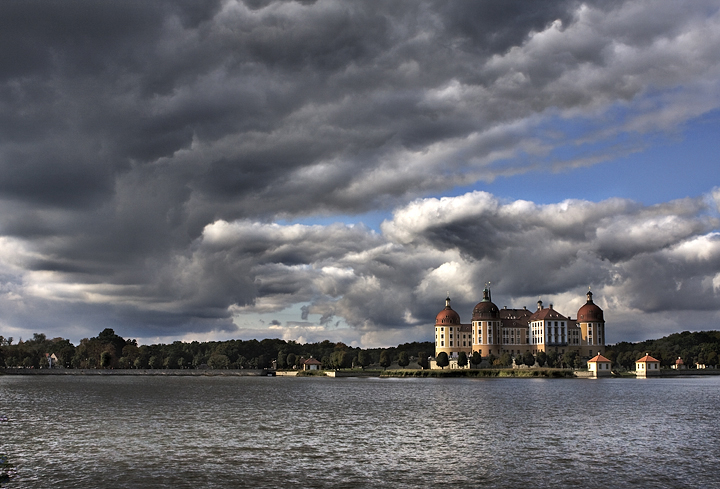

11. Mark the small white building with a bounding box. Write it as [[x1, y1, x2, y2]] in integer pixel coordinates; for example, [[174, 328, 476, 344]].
[[587, 353, 612, 377], [671, 357, 686, 370], [636, 353, 660, 377]]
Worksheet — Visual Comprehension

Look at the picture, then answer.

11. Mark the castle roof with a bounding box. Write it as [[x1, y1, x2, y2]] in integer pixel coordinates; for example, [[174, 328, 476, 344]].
[[578, 290, 604, 322], [472, 286, 499, 320], [588, 354, 611, 363], [436, 296, 461, 325], [499, 308, 532, 328], [528, 304, 568, 322]]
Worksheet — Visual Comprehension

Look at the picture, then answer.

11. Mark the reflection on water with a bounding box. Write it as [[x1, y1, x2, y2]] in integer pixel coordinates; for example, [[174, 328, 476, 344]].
[[1, 375, 719, 488]]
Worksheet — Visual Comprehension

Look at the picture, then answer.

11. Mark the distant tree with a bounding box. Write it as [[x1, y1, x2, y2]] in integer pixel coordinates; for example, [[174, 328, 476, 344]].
[[486, 353, 496, 366], [574, 354, 584, 369], [536, 351, 548, 367], [357, 350, 371, 369], [208, 353, 230, 369], [603, 349, 617, 366], [321, 355, 332, 369], [498, 352, 512, 366], [286, 353, 297, 368], [707, 351, 718, 367], [417, 352, 429, 370], [523, 351, 536, 367], [562, 350, 577, 369], [330, 350, 353, 369], [379, 350, 392, 370], [457, 351, 468, 368], [257, 354, 270, 369], [471, 351, 482, 367], [436, 352, 449, 369], [277, 352, 287, 369], [100, 351, 112, 369], [121, 344, 140, 368], [397, 351, 410, 368], [547, 351, 559, 368], [148, 355, 163, 369]]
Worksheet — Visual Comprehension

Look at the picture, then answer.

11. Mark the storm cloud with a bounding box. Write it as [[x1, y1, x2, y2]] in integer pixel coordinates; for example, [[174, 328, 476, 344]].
[[1, 0, 720, 345]]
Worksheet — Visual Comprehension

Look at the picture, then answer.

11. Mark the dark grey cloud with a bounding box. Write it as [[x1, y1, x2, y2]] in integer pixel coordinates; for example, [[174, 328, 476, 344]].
[[1, 0, 719, 344]]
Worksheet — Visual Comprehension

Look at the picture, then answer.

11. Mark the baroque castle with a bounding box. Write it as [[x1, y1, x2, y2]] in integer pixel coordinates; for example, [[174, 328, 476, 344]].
[[434, 287, 605, 362]]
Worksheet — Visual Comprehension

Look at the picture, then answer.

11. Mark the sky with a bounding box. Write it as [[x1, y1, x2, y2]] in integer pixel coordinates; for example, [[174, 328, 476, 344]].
[[2, 0, 720, 348]]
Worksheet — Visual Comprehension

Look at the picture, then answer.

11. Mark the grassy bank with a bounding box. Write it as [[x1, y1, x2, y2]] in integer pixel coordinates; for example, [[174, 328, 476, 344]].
[[379, 368, 575, 378]]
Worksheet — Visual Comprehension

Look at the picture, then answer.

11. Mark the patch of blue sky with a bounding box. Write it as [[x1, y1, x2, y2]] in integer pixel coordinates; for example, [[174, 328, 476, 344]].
[[465, 106, 720, 207]]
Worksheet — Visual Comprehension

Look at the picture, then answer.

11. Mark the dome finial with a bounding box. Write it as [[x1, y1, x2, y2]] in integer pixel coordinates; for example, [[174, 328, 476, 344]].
[[482, 282, 492, 302]]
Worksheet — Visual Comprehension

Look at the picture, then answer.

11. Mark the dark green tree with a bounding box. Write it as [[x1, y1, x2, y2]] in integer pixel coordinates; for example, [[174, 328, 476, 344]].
[[523, 351, 536, 367], [457, 351, 468, 368], [331, 350, 353, 369], [471, 351, 482, 367], [148, 355, 163, 369], [208, 353, 230, 369], [436, 352, 449, 369], [397, 351, 410, 368], [562, 350, 578, 369], [286, 353, 297, 368], [257, 354, 271, 369], [547, 351, 559, 368], [100, 351, 112, 369], [417, 352, 429, 370], [536, 351, 548, 367], [357, 350, 371, 369], [499, 352, 512, 366], [379, 350, 392, 370], [277, 352, 287, 369], [486, 353, 496, 366]]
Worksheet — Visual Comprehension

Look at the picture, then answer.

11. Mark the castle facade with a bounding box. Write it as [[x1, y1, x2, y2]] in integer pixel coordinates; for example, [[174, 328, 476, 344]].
[[434, 287, 605, 361]]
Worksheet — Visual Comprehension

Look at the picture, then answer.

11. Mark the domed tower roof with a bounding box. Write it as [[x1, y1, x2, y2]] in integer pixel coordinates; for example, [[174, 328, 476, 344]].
[[472, 285, 499, 321], [577, 290, 604, 322], [435, 296, 461, 325]]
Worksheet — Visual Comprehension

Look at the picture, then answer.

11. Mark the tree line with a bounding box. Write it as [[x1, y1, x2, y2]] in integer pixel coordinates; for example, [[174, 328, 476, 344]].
[[604, 330, 720, 370], [433, 349, 584, 369], [0, 329, 434, 371], [2, 329, 718, 371]]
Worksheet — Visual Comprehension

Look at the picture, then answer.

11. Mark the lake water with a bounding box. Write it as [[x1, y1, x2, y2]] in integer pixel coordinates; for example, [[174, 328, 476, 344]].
[[1, 374, 719, 488]]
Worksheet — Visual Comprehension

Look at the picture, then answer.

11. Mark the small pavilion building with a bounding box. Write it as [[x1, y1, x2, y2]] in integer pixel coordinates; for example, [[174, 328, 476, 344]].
[[587, 353, 613, 377], [636, 353, 661, 377], [671, 357, 687, 370], [302, 357, 322, 371]]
